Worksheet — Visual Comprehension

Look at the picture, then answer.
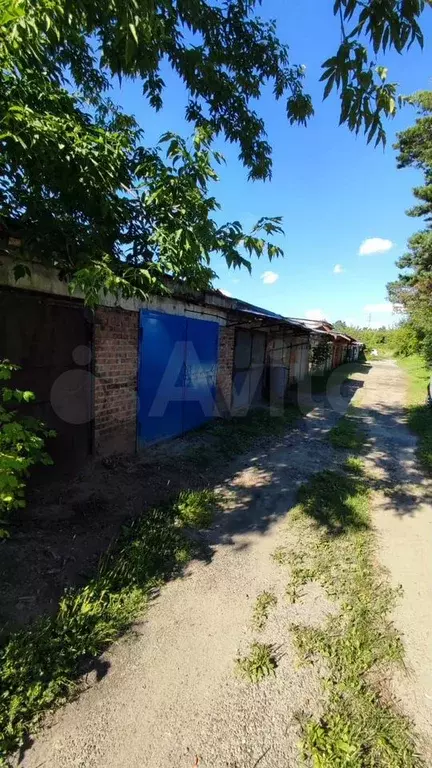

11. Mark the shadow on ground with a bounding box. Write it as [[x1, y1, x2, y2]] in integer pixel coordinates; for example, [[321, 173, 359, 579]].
[[0, 363, 370, 641]]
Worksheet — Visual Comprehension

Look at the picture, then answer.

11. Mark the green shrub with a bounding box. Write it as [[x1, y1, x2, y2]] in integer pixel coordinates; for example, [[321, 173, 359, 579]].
[[0, 361, 54, 535]]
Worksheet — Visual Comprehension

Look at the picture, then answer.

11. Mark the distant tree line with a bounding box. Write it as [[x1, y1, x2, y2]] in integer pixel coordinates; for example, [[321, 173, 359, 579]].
[[332, 320, 421, 359]]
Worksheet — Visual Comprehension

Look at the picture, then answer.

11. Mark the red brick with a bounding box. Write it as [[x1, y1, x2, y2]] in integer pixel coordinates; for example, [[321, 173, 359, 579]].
[[94, 306, 138, 455]]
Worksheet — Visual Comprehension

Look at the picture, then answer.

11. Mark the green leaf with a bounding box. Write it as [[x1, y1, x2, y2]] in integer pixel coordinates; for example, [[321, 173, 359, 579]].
[[128, 23, 139, 45]]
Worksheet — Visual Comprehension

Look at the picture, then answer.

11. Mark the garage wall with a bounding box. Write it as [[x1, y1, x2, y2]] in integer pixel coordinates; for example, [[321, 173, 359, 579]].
[[94, 307, 139, 455]]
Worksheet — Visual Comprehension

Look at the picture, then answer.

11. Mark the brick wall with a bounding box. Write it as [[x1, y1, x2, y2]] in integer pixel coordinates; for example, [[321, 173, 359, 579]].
[[216, 325, 235, 416], [94, 307, 139, 455]]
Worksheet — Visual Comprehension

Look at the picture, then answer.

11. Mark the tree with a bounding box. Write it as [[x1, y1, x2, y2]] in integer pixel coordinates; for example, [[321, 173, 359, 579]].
[[333, 320, 350, 333], [388, 91, 432, 363], [0, 0, 428, 302]]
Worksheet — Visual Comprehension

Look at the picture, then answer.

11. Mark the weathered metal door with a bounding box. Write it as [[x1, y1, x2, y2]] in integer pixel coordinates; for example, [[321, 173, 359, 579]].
[[232, 329, 266, 410], [137, 310, 219, 445], [0, 288, 92, 469]]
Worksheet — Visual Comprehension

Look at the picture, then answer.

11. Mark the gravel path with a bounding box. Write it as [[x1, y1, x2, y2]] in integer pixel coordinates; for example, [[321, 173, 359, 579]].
[[359, 360, 432, 757], [18, 361, 432, 766]]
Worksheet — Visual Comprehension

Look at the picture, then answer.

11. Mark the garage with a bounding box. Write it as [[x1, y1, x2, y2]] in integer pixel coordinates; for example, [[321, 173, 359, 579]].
[[137, 309, 220, 445]]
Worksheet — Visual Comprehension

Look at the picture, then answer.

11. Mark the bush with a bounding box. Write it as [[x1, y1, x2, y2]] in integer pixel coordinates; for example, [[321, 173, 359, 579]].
[[391, 323, 421, 359], [0, 360, 54, 535]]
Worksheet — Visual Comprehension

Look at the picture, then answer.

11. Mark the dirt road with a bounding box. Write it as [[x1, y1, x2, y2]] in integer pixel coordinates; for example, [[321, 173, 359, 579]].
[[360, 360, 432, 753], [19, 361, 432, 767]]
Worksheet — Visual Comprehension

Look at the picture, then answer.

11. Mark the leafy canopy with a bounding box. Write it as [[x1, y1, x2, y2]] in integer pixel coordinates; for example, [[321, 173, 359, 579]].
[[0, 0, 428, 302]]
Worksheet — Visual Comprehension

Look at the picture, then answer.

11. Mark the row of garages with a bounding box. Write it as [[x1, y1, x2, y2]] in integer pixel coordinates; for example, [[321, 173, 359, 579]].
[[0, 256, 362, 465]]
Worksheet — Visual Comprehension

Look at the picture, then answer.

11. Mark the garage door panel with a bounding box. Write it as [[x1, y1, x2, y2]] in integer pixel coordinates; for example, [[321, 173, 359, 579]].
[[183, 316, 219, 433], [138, 310, 219, 445], [138, 311, 186, 445]]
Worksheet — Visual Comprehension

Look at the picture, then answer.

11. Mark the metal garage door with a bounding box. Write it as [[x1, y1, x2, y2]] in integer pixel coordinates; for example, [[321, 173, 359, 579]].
[[137, 310, 219, 445], [0, 288, 92, 469], [232, 329, 266, 411]]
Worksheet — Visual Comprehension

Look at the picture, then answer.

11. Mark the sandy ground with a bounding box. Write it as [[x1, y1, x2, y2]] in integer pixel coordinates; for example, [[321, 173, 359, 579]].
[[17, 361, 432, 767]]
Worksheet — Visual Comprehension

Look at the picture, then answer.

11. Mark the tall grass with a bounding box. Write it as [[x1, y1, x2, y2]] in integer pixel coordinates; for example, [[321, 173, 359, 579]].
[[397, 355, 432, 475], [0, 489, 217, 764]]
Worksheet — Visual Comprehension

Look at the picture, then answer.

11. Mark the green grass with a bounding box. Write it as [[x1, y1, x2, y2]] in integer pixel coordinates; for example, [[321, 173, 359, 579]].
[[0, 489, 216, 764], [329, 409, 367, 452], [283, 470, 421, 767], [235, 642, 277, 683], [397, 355, 432, 476], [175, 488, 218, 528], [184, 406, 299, 469], [251, 591, 277, 631], [343, 456, 365, 475]]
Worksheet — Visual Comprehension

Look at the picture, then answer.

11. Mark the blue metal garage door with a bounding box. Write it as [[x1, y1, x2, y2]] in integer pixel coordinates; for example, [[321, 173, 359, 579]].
[[137, 310, 219, 446]]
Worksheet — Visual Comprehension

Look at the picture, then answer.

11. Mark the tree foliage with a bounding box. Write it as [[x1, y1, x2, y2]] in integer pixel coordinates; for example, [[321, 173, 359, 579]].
[[387, 91, 432, 365], [0, 0, 428, 302]]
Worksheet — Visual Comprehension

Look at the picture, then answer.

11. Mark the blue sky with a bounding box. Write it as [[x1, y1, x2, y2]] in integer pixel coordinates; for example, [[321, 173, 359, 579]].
[[110, 1, 432, 328]]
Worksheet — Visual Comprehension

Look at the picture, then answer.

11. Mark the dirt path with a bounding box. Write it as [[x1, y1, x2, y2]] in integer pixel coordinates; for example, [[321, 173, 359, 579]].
[[17, 382, 350, 768], [359, 360, 432, 755], [18, 362, 432, 767]]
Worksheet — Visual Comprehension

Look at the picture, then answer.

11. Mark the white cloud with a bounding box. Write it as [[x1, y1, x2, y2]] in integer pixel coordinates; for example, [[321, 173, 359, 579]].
[[333, 264, 344, 274], [363, 302, 394, 313], [359, 238, 393, 256], [219, 288, 232, 297], [305, 308, 326, 321], [261, 270, 279, 285]]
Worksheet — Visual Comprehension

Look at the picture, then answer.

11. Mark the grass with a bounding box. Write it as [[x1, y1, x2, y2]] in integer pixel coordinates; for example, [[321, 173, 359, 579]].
[[251, 591, 277, 631], [281, 470, 421, 767], [343, 455, 365, 475], [235, 642, 277, 683], [184, 406, 299, 469], [397, 354, 432, 476], [329, 407, 368, 452], [0, 489, 217, 765], [175, 488, 218, 528]]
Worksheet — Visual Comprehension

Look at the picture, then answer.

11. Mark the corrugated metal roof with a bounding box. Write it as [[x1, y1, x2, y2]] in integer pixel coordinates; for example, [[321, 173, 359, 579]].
[[230, 299, 310, 331]]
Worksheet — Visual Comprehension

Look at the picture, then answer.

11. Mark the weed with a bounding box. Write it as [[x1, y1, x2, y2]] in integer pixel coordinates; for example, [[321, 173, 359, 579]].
[[272, 546, 289, 565], [343, 456, 365, 475], [329, 412, 367, 452], [251, 591, 277, 631], [0, 489, 216, 764], [397, 355, 432, 476], [282, 470, 421, 766], [235, 642, 277, 683], [175, 488, 218, 528]]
